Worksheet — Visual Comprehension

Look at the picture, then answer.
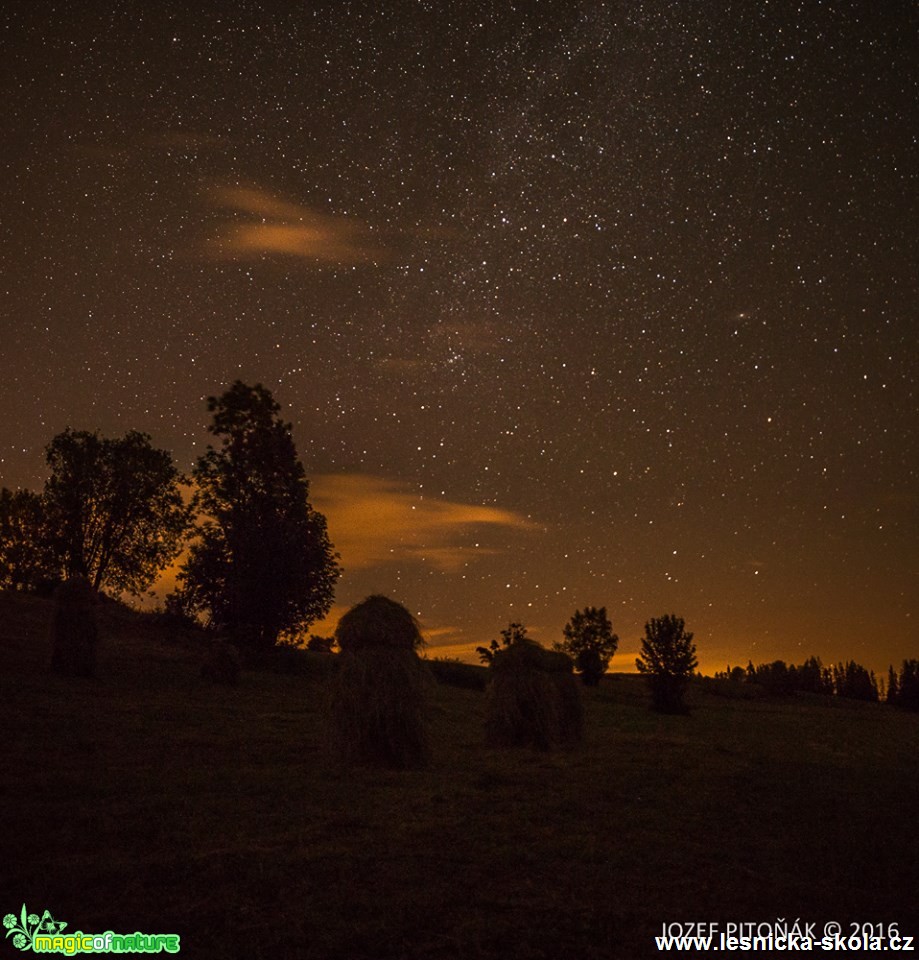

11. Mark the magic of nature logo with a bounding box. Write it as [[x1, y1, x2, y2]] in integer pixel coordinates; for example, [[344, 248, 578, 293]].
[[3, 905, 180, 954]]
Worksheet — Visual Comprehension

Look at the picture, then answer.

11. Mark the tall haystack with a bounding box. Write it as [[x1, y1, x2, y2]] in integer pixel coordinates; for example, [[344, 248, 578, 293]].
[[485, 640, 582, 750], [49, 576, 98, 678], [327, 595, 430, 769], [546, 649, 584, 745]]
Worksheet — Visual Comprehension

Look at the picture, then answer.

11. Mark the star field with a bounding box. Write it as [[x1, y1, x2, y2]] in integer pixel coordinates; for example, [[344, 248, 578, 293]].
[[1, 2, 916, 673]]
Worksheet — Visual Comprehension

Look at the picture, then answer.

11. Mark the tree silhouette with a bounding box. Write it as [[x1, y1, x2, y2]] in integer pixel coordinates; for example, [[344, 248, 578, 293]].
[[0, 488, 57, 592], [42, 429, 192, 595], [476, 621, 529, 665], [175, 381, 339, 650], [556, 606, 619, 686], [830, 660, 879, 702], [753, 659, 795, 695], [796, 655, 829, 694], [887, 665, 900, 705], [635, 614, 697, 713], [894, 660, 919, 711]]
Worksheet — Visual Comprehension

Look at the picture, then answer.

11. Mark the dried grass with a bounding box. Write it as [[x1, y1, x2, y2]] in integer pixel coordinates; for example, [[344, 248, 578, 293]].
[[335, 595, 423, 652], [328, 596, 430, 769], [327, 647, 430, 769], [485, 640, 582, 750]]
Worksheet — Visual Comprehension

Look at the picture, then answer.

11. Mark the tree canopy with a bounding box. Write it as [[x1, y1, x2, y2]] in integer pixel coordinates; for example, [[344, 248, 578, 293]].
[[41, 429, 192, 595], [636, 614, 698, 713], [0, 487, 57, 592], [175, 381, 339, 649], [556, 606, 619, 686]]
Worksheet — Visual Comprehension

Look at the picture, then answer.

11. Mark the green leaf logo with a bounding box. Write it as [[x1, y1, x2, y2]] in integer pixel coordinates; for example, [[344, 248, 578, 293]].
[[3, 904, 64, 951]]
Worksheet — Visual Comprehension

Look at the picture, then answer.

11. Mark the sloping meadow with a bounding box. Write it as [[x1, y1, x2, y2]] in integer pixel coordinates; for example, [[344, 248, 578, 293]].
[[2, 595, 918, 958]]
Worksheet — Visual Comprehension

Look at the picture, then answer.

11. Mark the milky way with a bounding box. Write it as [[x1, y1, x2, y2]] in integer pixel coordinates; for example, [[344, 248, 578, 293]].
[[2, 2, 916, 673]]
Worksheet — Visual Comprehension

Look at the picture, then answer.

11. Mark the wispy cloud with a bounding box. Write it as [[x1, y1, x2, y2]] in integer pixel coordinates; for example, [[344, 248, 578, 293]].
[[311, 473, 536, 572], [206, 185, 385, 265], [140, 473, 535, 656]]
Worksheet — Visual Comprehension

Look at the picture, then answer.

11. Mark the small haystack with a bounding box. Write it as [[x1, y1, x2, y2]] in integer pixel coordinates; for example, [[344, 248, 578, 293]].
[[200, 636, 242, 686], [49, 576, 99, 678], [485, 640, 582, 750], [327, 595, 430, 769]]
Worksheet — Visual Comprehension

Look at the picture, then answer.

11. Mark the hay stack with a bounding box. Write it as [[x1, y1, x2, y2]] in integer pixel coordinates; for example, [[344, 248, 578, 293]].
[[328, 595, 430, 769], [50, 577, 98, 678], [200, 636, 242, 686], [335, 595, 425, 652], [548, 651, 584, 745], [485, 640, 582, 750]]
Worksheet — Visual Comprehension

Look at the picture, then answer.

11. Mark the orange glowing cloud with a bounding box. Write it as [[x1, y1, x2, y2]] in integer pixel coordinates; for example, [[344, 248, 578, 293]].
[[206, 185, 385, 265], [311, 473, 536, 572], [140, 474, 536, 610]]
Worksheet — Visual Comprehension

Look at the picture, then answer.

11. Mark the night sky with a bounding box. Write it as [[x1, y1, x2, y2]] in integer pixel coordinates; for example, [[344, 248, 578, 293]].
[[2, 2, 916, 674]]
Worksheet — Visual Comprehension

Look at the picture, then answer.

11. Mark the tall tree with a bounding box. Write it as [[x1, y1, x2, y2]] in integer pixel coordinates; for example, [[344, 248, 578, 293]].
[[556, 606, 619, 686], [797, 655, 828, 695], [0, 487, 57, 592], [832, 660, 879, 702], [886, 665, 899, 705], [176, 381, 339, 649], [895, 660, 919, 711], [42, 429, 192, 594], [635, 614, 698, 713]]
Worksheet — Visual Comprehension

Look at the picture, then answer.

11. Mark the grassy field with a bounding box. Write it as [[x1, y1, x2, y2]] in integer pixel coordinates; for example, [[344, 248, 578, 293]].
[[2, 593, 918, 958]]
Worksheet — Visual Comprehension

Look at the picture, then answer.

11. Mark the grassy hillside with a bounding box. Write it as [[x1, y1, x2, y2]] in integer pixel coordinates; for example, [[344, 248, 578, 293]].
[[2, 593, 918, 958]]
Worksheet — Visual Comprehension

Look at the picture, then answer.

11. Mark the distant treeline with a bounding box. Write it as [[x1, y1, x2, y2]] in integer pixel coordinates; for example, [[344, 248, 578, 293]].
[[713, 656, 919, 710]]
